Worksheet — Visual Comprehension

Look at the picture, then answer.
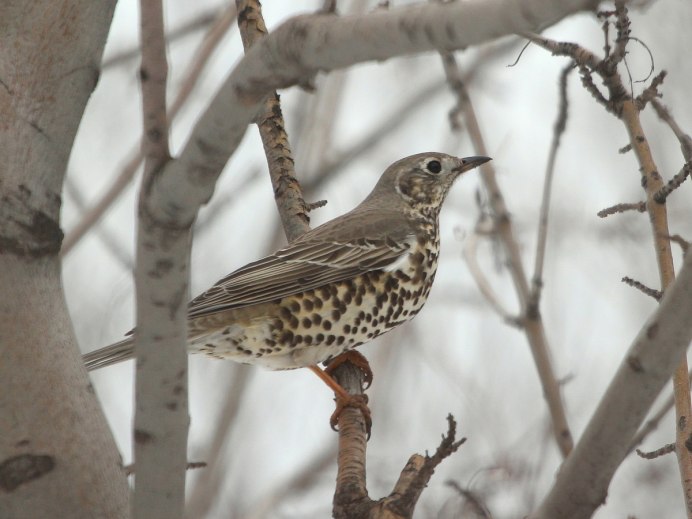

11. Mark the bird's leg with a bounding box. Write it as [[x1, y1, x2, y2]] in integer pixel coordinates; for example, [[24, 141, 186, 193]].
[[307, 364, 372, 435], [324, 350, 373, 389]]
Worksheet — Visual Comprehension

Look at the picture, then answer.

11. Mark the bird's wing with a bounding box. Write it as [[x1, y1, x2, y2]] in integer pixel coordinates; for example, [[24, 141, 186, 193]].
[[187, 235, 414, 318]]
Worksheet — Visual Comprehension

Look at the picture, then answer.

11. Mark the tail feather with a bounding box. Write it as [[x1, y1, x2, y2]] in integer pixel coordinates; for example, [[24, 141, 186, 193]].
[[83, 338, 135, 371]]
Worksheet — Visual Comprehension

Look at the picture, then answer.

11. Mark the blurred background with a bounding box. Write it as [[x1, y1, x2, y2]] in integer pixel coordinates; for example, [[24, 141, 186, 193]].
[[62, 0, 692, 517]]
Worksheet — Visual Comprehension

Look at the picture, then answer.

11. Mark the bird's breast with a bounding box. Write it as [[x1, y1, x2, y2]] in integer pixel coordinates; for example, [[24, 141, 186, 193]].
[[187, 238, 441, 370]]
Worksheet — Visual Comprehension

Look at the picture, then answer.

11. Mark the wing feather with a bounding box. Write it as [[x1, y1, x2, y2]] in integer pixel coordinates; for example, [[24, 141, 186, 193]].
[[187, 236, 412, 318]]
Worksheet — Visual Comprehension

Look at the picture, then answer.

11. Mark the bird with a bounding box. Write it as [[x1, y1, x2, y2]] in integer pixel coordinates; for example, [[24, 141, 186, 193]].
[[83, 152, 489, 426]]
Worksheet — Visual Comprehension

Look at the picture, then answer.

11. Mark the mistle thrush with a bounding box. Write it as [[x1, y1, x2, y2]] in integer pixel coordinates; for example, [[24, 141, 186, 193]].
[[83, 153, 489, 373]]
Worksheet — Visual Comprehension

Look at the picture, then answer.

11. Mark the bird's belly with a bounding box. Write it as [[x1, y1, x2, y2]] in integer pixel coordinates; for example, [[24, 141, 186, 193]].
[[189, 252, 438, 370]]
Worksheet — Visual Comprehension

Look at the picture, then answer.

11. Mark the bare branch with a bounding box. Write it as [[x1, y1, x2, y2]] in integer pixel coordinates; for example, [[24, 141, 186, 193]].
[[528, 5, 692, 505], [530, 63, 574, 308], [597, 201, 646, 218], [651, 99, 692, 161], [462, 227, 521, 326], [438, 45, 574, 458], [621, 276, 663, 301], [531, 250, 692, 519], [236, 0, 310, 242], [653, 162, 692, 204], [636, 443, 676, 460]]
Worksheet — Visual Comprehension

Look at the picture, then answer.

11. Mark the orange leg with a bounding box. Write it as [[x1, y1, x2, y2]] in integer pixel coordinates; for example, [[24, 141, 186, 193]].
[[308, 364, 372, 435]]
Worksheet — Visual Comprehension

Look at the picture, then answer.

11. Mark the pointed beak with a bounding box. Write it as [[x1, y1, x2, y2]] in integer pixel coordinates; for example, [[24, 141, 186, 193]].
[[454, 155, 491, 174]]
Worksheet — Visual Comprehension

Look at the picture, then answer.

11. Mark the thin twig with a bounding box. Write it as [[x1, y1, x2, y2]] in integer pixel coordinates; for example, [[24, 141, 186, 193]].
[[667, 234, 691, 255], [446, 480, 494, 519], [439, 43, 574, 458], [462, 227, 521, 327], [529, 63, 574, 311], [651, 99, 692, 161], [102, 8, 220, 69], [62, 176, 133, 268], [653, 162, 692, 203], [629, 366, 692, 452], [597, 201, 646, 218], [621, 276, 663, 301], [636, 443, 675, 459]]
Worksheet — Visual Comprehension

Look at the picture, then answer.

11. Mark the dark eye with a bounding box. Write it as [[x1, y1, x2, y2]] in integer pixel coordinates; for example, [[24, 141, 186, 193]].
[[426, 160, 442, 173]]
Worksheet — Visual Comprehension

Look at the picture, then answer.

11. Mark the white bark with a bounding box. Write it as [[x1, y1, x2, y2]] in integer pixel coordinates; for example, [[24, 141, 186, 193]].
[[0, 2, 129, 518], [531, 249, 692, 519]]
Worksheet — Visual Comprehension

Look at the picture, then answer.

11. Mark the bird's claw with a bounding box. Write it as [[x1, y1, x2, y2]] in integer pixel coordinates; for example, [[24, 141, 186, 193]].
[[330, 393, 372, 438], [324, 350, 373, 389]]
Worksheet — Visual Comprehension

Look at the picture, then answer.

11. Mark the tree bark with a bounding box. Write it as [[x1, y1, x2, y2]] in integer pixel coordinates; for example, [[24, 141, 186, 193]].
[[0, 2, 129, 517]]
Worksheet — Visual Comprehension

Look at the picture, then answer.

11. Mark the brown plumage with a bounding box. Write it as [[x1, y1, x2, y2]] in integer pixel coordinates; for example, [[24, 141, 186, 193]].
[[83, 152, 490, 371]]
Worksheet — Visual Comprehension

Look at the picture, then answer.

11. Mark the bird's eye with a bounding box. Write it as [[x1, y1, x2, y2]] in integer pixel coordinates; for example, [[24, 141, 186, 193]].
[[426, 160, 442, 173]]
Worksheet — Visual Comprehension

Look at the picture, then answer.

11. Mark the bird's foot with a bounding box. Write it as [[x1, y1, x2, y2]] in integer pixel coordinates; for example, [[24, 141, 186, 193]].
[[324, 350, 373, 389], [330, 392, 371, 437], [307, 363, 372, 437]]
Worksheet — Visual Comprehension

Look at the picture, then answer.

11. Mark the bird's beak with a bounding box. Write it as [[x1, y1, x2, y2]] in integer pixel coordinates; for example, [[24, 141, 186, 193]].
[[454, 155, 491, 174]]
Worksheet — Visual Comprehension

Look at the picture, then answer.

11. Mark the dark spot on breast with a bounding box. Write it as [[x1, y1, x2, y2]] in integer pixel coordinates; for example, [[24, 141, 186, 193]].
[[304, 335, 313, 345], [289, 316, 299, 329], [303, 299, 314, 311], [332, 309, 341, 321], [311, 313, 322, 325], [315, 333, 324, 342], [396, 271, 411, 282], [343, 324, 351, 333], [290, 300, 300, 312], [280, 330, 294, 344], [323, 320, 332, 331], [326, 335, 336, 345], [336, 336, 345, 345], [302, 317, 312, 329], [355, 294, 363, 305]]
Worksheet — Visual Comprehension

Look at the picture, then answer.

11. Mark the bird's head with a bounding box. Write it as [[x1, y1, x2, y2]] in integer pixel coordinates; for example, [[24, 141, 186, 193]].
[[365, 153, 490, 220]]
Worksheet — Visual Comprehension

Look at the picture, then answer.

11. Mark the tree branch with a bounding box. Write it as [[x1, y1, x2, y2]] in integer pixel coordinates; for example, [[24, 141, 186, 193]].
[[531, 249, 692, 519], [61, 5, 237, 256], [236, 0, 310, 242], [133, 1, 188, 518], [438, 46, 574, 457]]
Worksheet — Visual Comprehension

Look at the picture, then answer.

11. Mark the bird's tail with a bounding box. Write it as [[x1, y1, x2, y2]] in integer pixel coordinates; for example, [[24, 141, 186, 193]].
[[83, 338, 135, 371]]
